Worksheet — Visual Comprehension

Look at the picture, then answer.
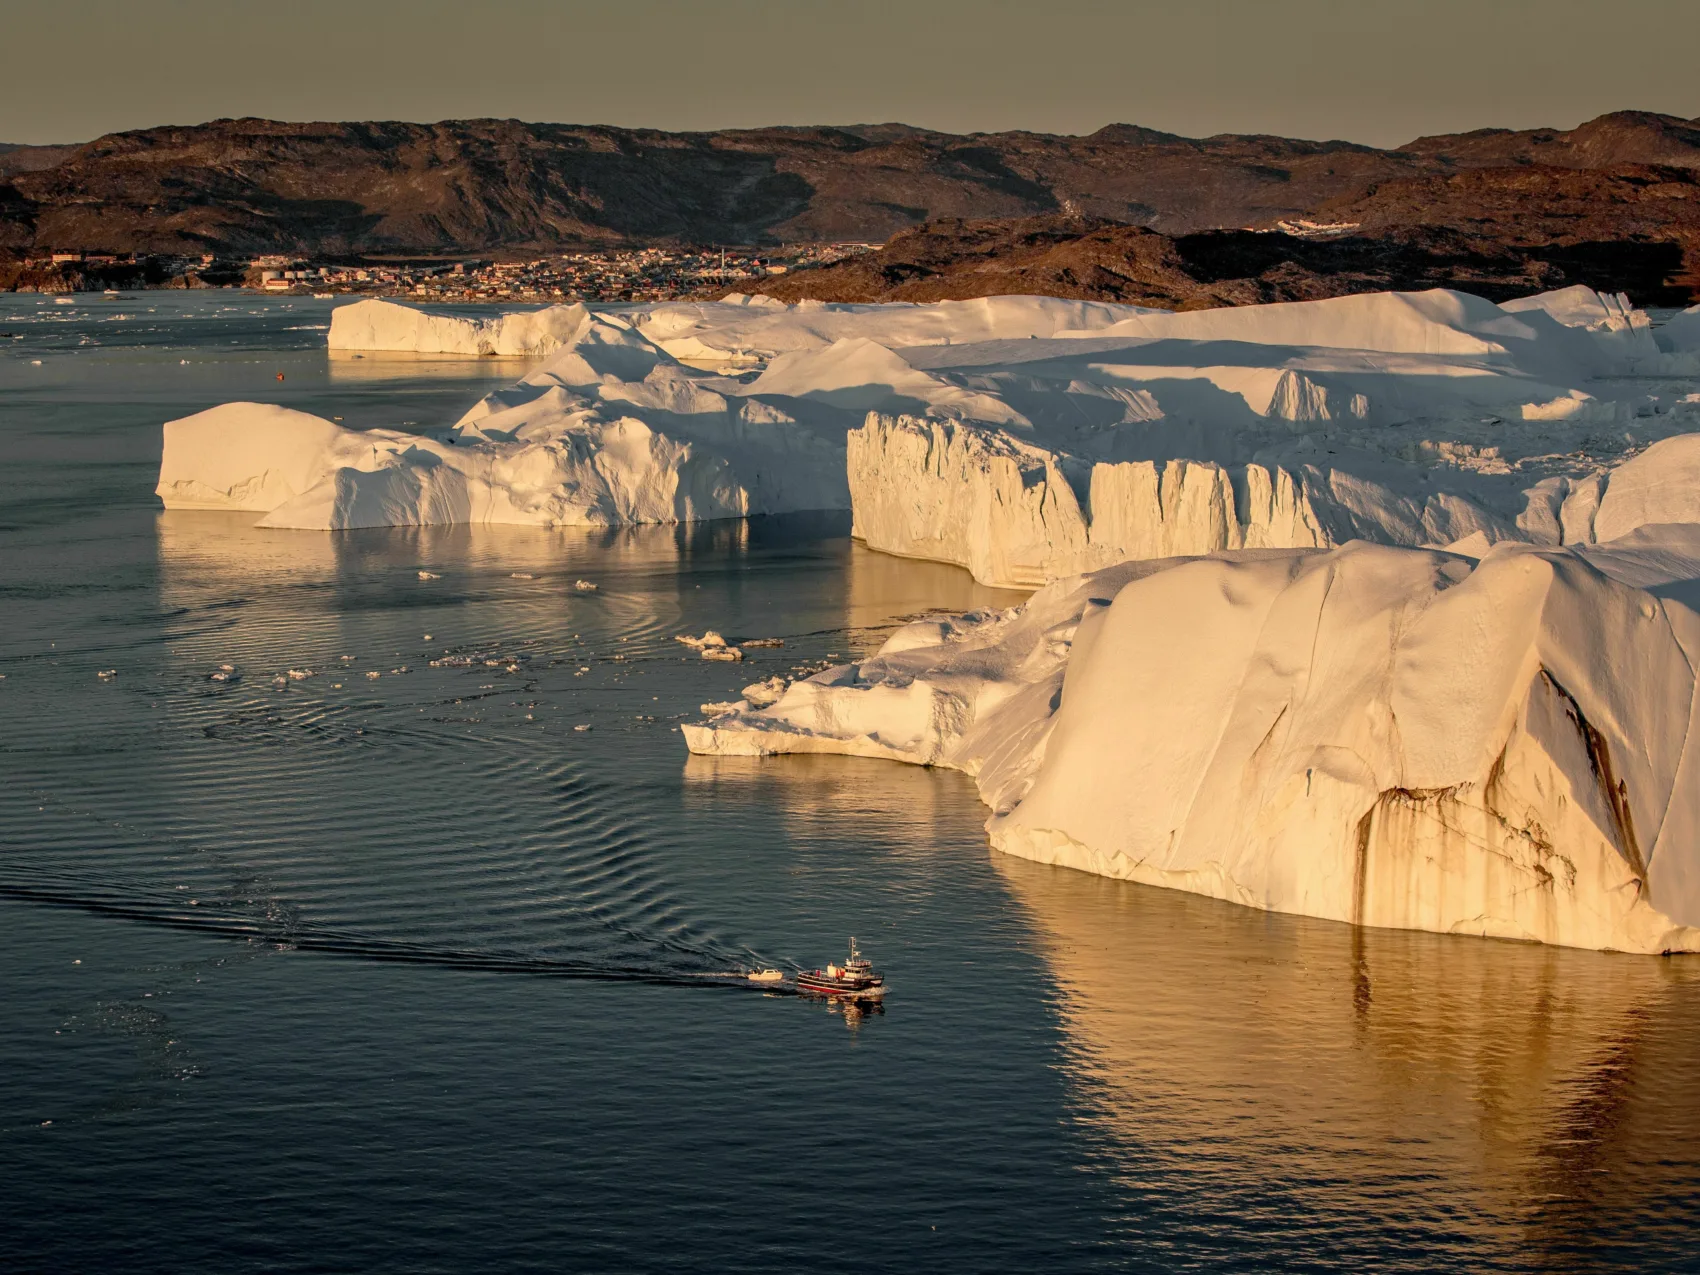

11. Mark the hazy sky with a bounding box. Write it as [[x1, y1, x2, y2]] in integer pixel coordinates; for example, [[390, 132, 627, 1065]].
[[5, 0, 1696, 147]]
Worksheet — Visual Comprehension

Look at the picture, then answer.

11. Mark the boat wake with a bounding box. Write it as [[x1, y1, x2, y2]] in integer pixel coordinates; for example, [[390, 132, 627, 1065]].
[[0, 866, 788, 993]]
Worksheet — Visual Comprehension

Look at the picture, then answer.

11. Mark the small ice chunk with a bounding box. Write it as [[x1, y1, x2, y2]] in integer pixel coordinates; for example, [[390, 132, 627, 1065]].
[[417, 570, 440, 580], [701, 646, 744, 662], [366, 670, 381, 679], [742, 638, 785, 648], [96, 669, 117, 680], [741, 676, 788, 708], [573, 580, 598, 591], [676, 630, 727, 648], [700, 700, 745, 716], [511, 572, 535, 580], [573, 723, 592, 732], [286, 668, 314, 680]]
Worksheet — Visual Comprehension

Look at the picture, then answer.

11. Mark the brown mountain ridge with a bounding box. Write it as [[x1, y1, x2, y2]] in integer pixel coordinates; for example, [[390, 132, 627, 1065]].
[[1, 109, 1695, 263]]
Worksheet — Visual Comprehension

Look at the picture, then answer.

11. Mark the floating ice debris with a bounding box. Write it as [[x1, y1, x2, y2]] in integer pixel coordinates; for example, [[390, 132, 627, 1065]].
[[676, 630, 727, 649], [366, 670, 381, 679], [742, 638, 785, 648], [510, 572, 535, 579], [741, 676, 788, 708], [272, 675, 288, 687], [573, 580, 598, 592], [417, 570, 440, 580], [573, 723, 592, 732], [389, 666, 410, 674], [430, 655, 474, 667], [701, 701, 744, 716], [96, 669, 117, 680], [208, 669, 239, 682], [339, 654, 356, 662], [30, 359, 41, 365], [423, 634, 433, 641], [219, 663, 236, 672], [702, 646, 744, 662], [286, 668, 314, 680]]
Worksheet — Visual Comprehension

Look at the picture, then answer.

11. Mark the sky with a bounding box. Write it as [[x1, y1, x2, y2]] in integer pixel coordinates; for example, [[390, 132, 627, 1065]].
[[4, 0, 1697, 148]]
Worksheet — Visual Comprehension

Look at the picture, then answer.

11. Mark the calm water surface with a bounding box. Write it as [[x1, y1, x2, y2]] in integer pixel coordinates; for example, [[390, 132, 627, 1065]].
[[3, 294, 1699, 1272]]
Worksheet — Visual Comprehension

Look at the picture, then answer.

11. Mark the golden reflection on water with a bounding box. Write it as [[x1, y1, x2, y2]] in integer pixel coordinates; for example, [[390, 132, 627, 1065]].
[[325, 349, 532, 383], [995, 853, 1700, 1262], [842, 540, 1027, 650], [153, 509, 762, 582], [683, 751, 986, 862]]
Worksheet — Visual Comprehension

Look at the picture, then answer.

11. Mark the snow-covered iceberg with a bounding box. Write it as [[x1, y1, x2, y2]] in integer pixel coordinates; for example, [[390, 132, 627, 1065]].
[[168, 288, 1699, 551], [163, 297, 1129, 529], [686, 529, 1700, 953], [844, 287, 1700, 585], [327, 299, 593, 358]]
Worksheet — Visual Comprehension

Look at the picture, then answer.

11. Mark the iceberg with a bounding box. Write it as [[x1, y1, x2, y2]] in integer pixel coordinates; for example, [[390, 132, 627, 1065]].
[[685, 529, 1700, 954], [327, 299, 593, 357], [1655, 303, 1700, 356], [842, 288, 1700, 585], [168, 289, 1699, 558]]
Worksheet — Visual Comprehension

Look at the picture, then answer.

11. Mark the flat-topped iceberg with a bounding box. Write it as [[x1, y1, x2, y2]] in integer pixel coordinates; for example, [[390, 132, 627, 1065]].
[[164, 289, 1699, 553], [328, 299, 593, 357], [686, 529, 1700, 954]]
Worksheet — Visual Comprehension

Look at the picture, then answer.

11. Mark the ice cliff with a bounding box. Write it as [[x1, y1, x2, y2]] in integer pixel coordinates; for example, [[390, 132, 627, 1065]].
[[685, 529, 1700, 954], [166, 289, 1700, 558], [845, 288, 1700, 585]]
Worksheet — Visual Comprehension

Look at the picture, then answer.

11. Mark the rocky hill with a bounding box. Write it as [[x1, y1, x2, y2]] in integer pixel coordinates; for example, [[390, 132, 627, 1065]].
[[2, 110, 1697, 302], [0, 114, 1639, 260], [1397, 110, 1700, 169], [0, 116, 1440, 258], [749, 188, 1700, 309]]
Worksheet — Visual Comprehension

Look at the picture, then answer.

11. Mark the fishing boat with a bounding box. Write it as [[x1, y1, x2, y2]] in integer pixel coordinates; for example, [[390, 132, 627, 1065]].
[[796, 938, 885, 1000]]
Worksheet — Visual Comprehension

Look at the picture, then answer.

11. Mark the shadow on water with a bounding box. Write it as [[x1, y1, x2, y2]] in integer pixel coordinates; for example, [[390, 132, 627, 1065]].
[[994, 853, 1700, 1267]]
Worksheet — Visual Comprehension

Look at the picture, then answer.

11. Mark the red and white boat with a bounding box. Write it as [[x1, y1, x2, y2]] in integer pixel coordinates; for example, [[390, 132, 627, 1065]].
[[795, 938, 885, 1000]]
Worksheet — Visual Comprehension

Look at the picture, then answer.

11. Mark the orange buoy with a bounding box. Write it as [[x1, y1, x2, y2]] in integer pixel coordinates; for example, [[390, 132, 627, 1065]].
[[276, 372, 285, 381]]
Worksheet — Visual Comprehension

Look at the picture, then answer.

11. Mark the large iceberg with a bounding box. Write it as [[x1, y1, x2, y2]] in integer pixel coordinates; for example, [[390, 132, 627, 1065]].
[[844, 288, 1700, 585], [161, 297, 1131, 529], [167, 290, 1700, 563], [685, 530, 1700, 954]]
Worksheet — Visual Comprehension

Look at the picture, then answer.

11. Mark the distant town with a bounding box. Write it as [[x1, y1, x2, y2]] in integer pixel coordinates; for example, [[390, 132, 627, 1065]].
[[0, 243, 876, 301]]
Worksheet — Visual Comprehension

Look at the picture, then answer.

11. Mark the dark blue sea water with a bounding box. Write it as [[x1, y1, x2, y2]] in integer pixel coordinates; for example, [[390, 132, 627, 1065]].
[[4, 293, 1700, 1273]]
